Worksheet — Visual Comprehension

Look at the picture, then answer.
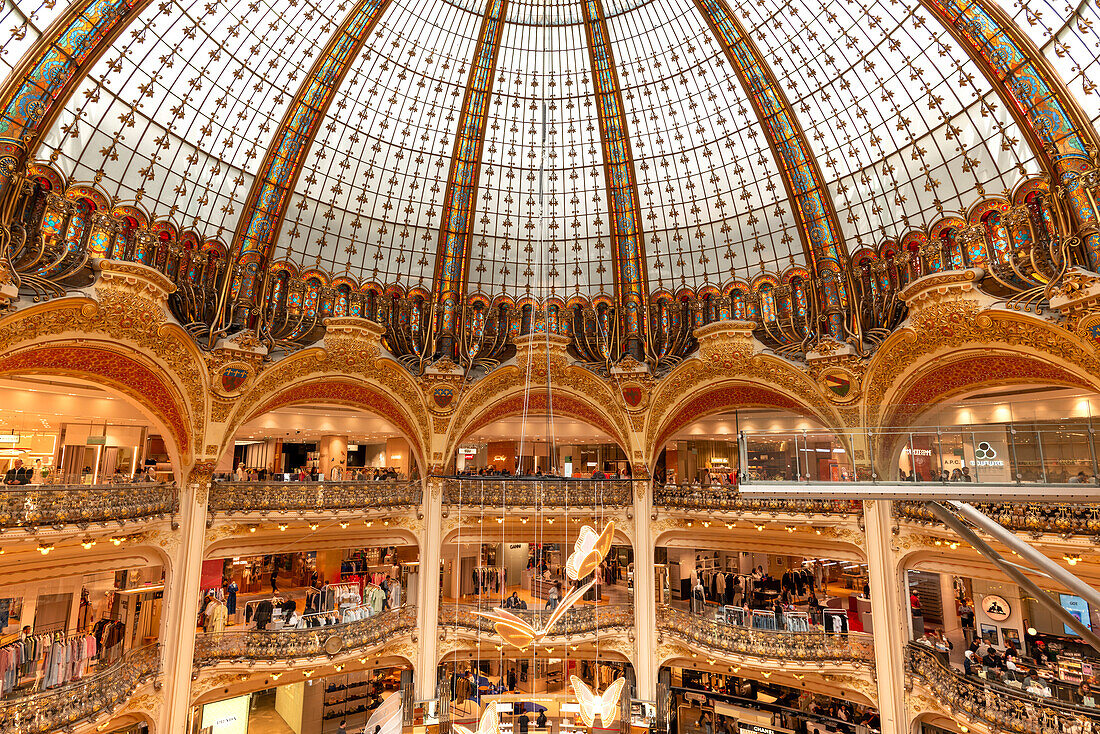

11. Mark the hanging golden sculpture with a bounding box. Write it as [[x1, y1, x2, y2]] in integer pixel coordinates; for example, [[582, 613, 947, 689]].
[[566, 522, 615, 581], [473, 579, 596, 649]]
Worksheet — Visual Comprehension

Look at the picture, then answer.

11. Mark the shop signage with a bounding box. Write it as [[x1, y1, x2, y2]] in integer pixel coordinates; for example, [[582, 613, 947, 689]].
[[0, 434, 19, 443], [902, 446, 932, 456], [973, 442, 1004, 467], [981, 594, 1011, 622], [86, 435, 106, 445], [1059, 594, 1090, 635], [738, 725, 793, 734]]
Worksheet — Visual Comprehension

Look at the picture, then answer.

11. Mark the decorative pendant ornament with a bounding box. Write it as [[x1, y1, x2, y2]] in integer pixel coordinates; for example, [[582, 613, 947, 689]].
[[571, 675, 626, 727], [454, 701, 501, 734], [474, 579, 595, 648], [566, 522, 615, 581]]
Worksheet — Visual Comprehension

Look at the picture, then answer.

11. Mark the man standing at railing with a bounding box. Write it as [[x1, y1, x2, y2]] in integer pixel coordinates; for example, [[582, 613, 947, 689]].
[[3, 457, 29, 485]]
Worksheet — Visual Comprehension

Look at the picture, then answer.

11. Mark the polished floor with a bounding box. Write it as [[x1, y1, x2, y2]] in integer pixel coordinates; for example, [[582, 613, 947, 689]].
[[248, 693, 296, 734]]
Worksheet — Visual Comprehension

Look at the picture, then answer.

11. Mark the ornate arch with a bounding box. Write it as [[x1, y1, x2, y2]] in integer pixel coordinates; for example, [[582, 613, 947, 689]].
[[229, 377, 427, 474], [0, 343, 192, 468], [645, 349, 842, 467], [447, 389, 634, 468]]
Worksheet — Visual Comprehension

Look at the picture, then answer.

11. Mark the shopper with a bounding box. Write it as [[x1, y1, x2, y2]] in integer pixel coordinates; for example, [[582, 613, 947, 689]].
[[3, 458, 31, 485]]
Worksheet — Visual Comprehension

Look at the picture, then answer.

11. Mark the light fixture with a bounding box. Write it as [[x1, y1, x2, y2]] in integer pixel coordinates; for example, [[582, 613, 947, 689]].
[[303, 669, 314, 678], [755, 524, 765, 532], [37, 543, 54, 555], [340, 522, 349, 529], [364, 520, 373, 527], [80, 537, 96, 549], [761, 671, 772, 678], [309, 523, 319, 531], [496, 517, 504, 524], [1028, 627, 1037, 636], [271, 672, 283, 680], [572, 676, 626, 727], [249, 526, 257, 533], [110, 536, 123, 546], [785, 526, 795, 533], [1064, 554, 1081, 566], [278, 524, 288, 532], [521, 517, 528, 524]]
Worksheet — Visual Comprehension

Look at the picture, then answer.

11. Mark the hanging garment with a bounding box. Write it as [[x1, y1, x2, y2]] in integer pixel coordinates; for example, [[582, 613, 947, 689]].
[[210, 603, 228, 633]]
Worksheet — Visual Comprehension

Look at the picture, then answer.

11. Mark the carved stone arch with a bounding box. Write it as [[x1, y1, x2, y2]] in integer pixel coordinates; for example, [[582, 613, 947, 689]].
[[223, 375, 430, 477], [445, 388, 636, 474], [0, 309, 201, 472], [442, 352, 636, 472], [645, 363, 844, 468], [865, 305, 1100, 468]]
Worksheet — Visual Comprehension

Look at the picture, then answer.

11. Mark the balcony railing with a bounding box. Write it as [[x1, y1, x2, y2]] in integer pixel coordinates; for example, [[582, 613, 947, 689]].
[[906, 642, 1100, 733], [439, 478, 633, 507], [0, 644, 160, 734], [208, 480, 422, 515], [656, 605, 873, 663], [0, 483, 178, 530], [193, 606, 416, 666], [653, 483, 863, 516], [895, 500, 1100, 538], [439, 603, 634, 638]]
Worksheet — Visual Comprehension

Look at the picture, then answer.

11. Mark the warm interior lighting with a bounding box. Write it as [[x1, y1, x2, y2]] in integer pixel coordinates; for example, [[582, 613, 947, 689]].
[[80, 537, 96, 549], [572, 676, 626, 728], [1064, 554, 1081, 566], [37, 543, 54, 555]]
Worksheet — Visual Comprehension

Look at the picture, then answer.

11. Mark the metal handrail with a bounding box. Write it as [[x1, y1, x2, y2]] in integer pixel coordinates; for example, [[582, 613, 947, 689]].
[[208, 480, 422, 513], [656, 605, 874, 663], [193, 606, 416, 665], [0, 643, 160, 734], [906, 642, 1100, 731], [438, 478, 632, 506], [0, 483, 178, 529], [653, 483, 863, 515], [895, 500, 1100, 537]]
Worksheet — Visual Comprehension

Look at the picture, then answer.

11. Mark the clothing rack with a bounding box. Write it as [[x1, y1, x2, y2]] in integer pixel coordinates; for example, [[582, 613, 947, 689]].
[[472, 566, 505, 595], [321, 582, 361, 612]]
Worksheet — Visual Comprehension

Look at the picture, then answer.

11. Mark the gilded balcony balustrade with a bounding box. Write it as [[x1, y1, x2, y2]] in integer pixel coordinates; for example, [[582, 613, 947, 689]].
[[208, 480, 423, 516], [193, 606, 417, 666], [0, 644, 160, 734], [439, 604, 635, 639], [906, 643, 1100, 734], [656, 605, 874, 664], [653, 483, 863, 516], [894, 500, 1100, 538], [0, 482, 178, 530], [439, 478, 633, 508]]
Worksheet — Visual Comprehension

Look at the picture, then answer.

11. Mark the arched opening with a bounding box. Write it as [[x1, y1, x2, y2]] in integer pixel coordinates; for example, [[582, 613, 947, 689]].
[[654, 408, 851, 485], [234, 379, 427, 478], [453, 412, 628, 477], [227, 403, 419, 481], [0, 352, 189, 480]]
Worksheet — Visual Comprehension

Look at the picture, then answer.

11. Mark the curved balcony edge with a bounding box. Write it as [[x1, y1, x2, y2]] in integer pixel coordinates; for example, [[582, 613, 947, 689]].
[[653, 485, 864, 518], [192, 607, 417, 668], [207, 481, 423, 516], [438, 478, 633, 508], [656, 605, 874, 665], [0, 484, 179, 532], [0, 644, 160, 734], [894, 500, 1100, 540], [906, 642, 1100, 734]]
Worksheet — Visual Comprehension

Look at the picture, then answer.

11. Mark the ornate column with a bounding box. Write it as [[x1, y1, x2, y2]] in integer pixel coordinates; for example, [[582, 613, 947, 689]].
[[864, 500, 907, 734], [632, 478, 656, 699], [159, 460, 215, 733], [416, 476, 444, 698]]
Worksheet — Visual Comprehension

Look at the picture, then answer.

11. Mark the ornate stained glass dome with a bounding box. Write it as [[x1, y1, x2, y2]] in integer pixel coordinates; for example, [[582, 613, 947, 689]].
[[0, 0, 1097, 369]]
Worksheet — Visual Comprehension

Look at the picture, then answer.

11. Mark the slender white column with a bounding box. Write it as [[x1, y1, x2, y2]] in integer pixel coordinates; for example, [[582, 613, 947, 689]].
[[864, 500, 907, 734], [159, 466, 211, 733], [632, 480, 657, 700], [416, 477, 443, 699]]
